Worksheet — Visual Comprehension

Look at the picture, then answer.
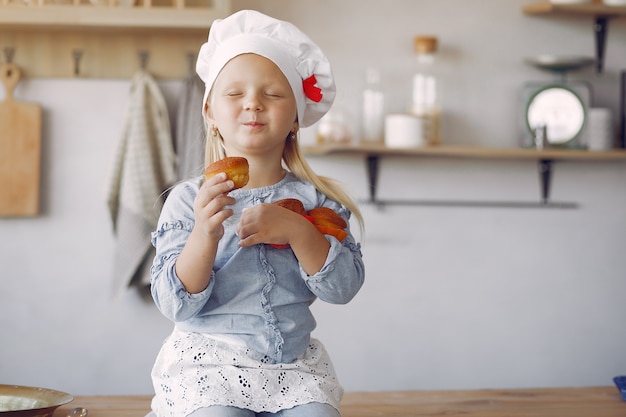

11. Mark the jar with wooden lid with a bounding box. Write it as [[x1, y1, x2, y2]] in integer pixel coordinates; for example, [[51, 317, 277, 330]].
[[410, 35, 441, 145]]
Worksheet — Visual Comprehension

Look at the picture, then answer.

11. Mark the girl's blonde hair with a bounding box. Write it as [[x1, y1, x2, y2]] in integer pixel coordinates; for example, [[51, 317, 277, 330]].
[[204, 128, 364, 232]]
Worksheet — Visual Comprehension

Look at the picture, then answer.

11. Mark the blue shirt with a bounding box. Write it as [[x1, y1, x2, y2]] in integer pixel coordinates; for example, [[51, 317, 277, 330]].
[[150, 172, 364, 364]]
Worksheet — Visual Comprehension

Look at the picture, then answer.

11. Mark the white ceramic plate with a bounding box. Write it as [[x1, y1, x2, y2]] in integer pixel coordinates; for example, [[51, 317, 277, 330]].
[[0, 384, 73, 417], [525, 55, 595, 73]]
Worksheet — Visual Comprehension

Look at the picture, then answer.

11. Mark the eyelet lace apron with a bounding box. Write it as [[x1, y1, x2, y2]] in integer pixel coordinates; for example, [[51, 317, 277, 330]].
[[150, 329, 343, 417]]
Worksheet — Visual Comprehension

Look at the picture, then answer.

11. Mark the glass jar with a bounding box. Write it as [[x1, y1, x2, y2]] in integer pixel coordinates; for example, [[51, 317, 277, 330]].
[[410, 36, 441, 145], [361, 67, 385, 143]]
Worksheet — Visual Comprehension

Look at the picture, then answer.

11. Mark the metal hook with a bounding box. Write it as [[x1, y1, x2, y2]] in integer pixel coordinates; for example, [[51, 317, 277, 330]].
[[138, 50, 149, 70], [3, 46, 15, 64], [72, 49, 83, 76]]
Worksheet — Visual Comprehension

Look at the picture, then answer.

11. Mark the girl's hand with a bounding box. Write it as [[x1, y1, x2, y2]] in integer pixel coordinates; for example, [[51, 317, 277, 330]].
[[236, 203, 302, 248], [175, 173, 236, 294], [193, 172, 236, 242], [237, 203, 331, 275]]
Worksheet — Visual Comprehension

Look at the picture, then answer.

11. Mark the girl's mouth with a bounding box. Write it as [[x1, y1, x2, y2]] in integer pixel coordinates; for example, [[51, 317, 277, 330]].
[[243, 121, 265, 129]]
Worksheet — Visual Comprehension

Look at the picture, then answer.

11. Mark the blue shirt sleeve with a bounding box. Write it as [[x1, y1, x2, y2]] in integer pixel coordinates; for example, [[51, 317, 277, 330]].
[[150, 179, 215, 322], [300, 205, 365, 304]]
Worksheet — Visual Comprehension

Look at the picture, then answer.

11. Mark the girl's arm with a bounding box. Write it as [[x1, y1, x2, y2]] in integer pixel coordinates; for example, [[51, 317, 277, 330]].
[[236, 203, 330, 275], [175, 173, 235, 293], [236, 203, 365, 303], [150, 175, 236, 322], [302, 231, 365, 304]]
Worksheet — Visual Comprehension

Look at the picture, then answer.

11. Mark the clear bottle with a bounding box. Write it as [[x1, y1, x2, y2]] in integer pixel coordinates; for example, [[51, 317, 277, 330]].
[[361, 67, 385, 143], [410, 36, 441, 145]]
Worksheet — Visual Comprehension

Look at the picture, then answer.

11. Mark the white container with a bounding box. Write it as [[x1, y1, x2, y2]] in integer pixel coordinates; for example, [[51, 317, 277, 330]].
[[603, 0, 626, 5], [587, 108, 614, 151], [384, 113, 424, 148], [361, 68, 385, 143]]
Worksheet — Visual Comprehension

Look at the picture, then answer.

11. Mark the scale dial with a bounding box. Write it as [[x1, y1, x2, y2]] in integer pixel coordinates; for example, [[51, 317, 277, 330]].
[[525, 85, 586, 146]]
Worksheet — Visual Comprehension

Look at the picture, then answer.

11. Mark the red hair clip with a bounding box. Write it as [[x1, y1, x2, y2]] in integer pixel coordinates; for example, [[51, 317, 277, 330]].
[[303, 75, 323, 103]]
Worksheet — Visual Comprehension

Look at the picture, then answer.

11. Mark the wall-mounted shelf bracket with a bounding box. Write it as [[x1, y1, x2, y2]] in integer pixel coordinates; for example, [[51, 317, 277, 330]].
[[304, 143, 626, 209], [366, 154, 380, 203], [594, 15, 609, 73], [539, 158, 553, 205], [361, 153, 576, 209], [521, 2, 626, 73]]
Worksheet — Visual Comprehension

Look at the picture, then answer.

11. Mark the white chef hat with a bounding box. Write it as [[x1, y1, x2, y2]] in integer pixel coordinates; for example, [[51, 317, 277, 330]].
[[196, 9, 335, 128]]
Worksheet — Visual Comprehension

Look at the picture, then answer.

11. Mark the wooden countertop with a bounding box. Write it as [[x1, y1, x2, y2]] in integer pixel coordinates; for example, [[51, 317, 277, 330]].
[[52, 386, 624, 417]]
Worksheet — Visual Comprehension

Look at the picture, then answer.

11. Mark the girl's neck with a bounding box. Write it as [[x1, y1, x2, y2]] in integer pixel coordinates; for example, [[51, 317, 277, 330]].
[[245, 159, 286, 189]]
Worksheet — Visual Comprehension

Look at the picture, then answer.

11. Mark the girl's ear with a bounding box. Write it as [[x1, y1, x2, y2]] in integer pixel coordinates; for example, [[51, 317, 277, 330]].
[[204, 101, 212, 120]]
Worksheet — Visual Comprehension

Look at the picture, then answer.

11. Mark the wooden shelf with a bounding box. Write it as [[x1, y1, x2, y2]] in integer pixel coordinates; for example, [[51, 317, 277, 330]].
[[522, 1, 626, 72], [523, 2, 626, 17], [304, 143, 626, 208], [0, 3, 230, 30], [304, 142, 626, 161], [0, 1, 231, 78]]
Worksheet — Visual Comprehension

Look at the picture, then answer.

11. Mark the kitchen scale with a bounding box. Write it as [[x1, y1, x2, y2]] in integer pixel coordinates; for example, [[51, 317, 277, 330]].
[[520, 54, 594, 149]]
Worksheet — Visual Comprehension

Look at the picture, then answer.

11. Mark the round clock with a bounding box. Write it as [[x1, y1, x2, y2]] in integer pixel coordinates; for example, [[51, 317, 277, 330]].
[[525, 84, 586, 146]]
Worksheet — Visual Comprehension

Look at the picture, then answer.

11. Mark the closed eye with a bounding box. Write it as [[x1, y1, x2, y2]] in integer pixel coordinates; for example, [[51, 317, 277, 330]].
[[265, 91, 286, 98]]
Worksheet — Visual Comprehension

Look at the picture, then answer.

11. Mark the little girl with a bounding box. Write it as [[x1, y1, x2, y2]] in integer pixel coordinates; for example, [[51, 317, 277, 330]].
[[148, 9, 365, 417]]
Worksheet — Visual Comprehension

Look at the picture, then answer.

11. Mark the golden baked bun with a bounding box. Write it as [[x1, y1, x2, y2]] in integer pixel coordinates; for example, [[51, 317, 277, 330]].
[[307, 207, 347, 230], [273, 198, 306, 215], [307, 207, 349, 242], [314, 225, 348, 242], [204, 157, 249, 190], [268, 202, 350, 247]]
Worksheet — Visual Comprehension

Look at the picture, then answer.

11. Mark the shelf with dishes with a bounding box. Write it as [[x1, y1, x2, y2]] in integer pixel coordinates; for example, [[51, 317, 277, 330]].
[[0, 0, 230, 78], [303, 142, 626, 208], [523, 1, 626, 16], [522, 1, 626, 72]]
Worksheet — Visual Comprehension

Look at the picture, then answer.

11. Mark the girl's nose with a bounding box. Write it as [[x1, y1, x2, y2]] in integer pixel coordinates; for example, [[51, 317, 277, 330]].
[[244, 94, 263, 112]]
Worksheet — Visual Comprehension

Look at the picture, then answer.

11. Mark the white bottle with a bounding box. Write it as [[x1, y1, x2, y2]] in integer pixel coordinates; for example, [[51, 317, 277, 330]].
[[361, 67, 385, 143], [410, 36, 441, 145]]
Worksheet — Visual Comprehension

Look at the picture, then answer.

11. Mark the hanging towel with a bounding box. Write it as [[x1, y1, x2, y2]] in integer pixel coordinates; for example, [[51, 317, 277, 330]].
[[107, 69, 176, 297], [175, 71, 206, 180]]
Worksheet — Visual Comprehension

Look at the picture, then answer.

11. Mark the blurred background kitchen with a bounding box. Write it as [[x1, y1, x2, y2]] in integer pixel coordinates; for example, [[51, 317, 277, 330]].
[[1, 0, 626, 396]]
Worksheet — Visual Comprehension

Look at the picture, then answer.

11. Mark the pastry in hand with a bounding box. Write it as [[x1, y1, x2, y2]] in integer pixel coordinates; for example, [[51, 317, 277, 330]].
[[307, 207, 348, 242], [204, 156, 249, 189], [273, 198, 306, 215], [312, 224, 348, 242], [269, 198, 308, 249], [307, 207, 347, 230], [268, 200, 349, 248]]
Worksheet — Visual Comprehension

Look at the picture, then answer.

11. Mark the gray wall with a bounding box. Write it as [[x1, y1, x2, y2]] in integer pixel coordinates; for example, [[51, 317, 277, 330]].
[[2, 0, 626, 395]]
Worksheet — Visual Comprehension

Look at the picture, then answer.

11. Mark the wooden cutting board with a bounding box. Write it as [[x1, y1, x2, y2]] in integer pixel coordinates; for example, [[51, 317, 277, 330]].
[[0, 63, 42, 217]]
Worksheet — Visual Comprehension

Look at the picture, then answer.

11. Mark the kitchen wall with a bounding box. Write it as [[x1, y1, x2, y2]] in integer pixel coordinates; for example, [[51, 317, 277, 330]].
[[2, 0, 626, 396]]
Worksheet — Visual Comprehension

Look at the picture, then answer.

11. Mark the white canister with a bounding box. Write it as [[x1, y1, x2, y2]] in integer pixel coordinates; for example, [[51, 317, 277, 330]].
[[587, 108, 614, 151], [384, 113, 425, 148]]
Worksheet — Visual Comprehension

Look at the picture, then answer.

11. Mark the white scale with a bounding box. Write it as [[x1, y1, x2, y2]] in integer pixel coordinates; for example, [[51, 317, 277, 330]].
[[520, 55, 595, 148], [517, 55, 596, 205]]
